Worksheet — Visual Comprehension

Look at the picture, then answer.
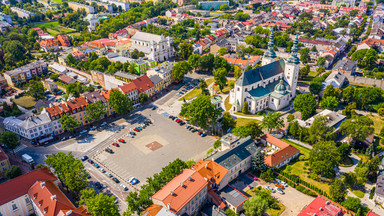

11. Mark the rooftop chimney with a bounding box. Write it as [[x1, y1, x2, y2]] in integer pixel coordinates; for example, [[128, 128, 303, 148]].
[[40, 182, 45, 188], [66, 210, 73, 216], [205, 164, 208, 169], [170, 191, 174, 195], [167, 204, 171, 210], [51, 195, 56, 200], [188, 176, 192, 181], [180, 182, 184, 187]]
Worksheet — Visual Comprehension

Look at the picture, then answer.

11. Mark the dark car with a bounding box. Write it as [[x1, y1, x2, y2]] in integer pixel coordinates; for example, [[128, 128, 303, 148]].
[[145, 119, 152, 124], [88, 159, 94, 164], [112, 177, 120, 183], [95, 182, 102, 189], [191, 128, 197, 132], [151, 106, 157, 110], [105, 148, 114, 153], [130, 132, 136, 136], [168, 115, 174, 119], [201, 133, 207, 137], [81, 156, 88, 161], [93, 163, 100, 168], [179, 121, 185, 126]]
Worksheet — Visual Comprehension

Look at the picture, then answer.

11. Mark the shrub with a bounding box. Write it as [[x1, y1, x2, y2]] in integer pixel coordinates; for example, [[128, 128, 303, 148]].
[[206, 148, 214, 155], [213, 140, 221, 149], [299, 155, 305, 161], [369, 187, 376, 199], [304, 162, 309, 166]]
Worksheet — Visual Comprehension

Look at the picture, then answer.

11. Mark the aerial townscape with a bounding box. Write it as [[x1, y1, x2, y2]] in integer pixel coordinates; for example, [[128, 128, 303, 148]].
[[3, 0, 384, 216]]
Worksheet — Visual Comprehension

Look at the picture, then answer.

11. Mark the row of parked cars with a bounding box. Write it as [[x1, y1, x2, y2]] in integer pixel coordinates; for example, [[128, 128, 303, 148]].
[[132, 120, 151, 133], [176, 80, 199, 97], [265, 179, 288, 195], [166, 114, 208, 137]]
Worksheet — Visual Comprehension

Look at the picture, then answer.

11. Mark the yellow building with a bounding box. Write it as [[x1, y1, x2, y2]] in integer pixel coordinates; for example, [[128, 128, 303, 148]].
[[67, 2, 95, 14]]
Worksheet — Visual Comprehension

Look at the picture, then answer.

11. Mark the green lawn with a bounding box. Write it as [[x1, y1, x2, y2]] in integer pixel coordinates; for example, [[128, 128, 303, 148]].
[[351, 189, 365, 198], [281, 138, 311, 159], [179, 78, 215, 101], [234, 112, 263, 117], [13, 96, 37, 109], [52, 0, 62, 3], [32, 21, 75, 36], [368, 115, 384, 135], [235, 118, 260, 127], [224, 96, 232, 111]]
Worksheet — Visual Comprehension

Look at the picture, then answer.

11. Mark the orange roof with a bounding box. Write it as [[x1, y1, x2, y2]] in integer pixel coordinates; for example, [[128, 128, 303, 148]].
[[0, 168, 57, 205], [191, 160, 228, 186], [142, 204, 163, 216], [152, 169, 208, 214], [28, 181, 88, 216], [366, 211, 380, 216], [131, 75, 154, 93], [118, 82, 138, 94], [102, 90, 111, 100], [88, 41, 105, 49], [72, 50, 84, 56], [39, 39, 59, 47], [67, 97, 88, 110], [263, 134, 300, 168], [359, 38, 384, 47]]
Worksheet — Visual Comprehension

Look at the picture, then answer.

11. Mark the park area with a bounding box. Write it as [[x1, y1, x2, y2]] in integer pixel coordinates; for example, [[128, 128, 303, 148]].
[[32, 21, 75, 36], [13, 96, 37, 109]]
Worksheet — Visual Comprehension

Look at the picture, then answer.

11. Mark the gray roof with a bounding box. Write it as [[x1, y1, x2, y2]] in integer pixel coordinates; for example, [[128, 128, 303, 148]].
[[131, 32, 168, 43], [83, 91, 107, 104], [325, 70, 346, 85], [376, 174, 384, 196], [34, 100, 51, 111], [18, 113, 51, 130], [236, 59, 285, 86], [149, 75, 163, 85], [201, 205, 227, 216], [333, 57, 357, 72], [217, 185, 248, 208], [114, 71, 137, 80], [248, 79, 290, 100], [206, 137, 256, 170]]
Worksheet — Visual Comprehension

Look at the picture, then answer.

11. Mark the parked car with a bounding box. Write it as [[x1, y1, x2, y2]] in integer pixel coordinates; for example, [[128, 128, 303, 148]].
[[266, 186, 275, 193], [178, 91, 184, 95], [277, 180, 288, 187], [120, 184, 128, 191], [198, 131, 203, 135], [129, 177, 140, 185], [112, 143, 120, 147], [191, 128, 197, 133], [127, 134, 134, 138], [61, 137, 68, 141], [186, 125, 191, 129], [276, 187, 285, 195], [118, 139, 125, 143], [95, 182, 102, 189], [137, 127, 143, 130], [133, 128, 140, 132], [105, 148, 114, 153], [145, 119, 152, 124], [179, 121, 185, 126], [151, 106, 157, 110], [93, 163, 100, 168], [168, 115, 174, 119], [176, 119, 182, 123], [130, 132, 136, 136], [188, 127, 194, 131], [99, 168, 106, 173], [81, 156, 88, 161], [112, 177, 120, 183], [88, 159, 94, 164], [106, 172, 113, 178], [90, 126, 97, 130], [275, 183, 284, 189]]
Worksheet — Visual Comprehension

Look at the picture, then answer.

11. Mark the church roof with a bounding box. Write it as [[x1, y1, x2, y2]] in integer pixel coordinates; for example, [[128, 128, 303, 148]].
[[235, 59, 285, 86], [248, 79, 290, 100]]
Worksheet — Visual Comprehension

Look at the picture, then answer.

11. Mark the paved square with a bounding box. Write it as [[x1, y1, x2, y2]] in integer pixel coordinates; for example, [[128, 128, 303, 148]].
[[146, 141, 163, 151]]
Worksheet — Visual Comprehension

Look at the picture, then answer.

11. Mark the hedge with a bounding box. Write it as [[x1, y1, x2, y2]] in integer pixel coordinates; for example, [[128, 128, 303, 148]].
[[369, 187, 376, 199], [296, 185, 317, 197]]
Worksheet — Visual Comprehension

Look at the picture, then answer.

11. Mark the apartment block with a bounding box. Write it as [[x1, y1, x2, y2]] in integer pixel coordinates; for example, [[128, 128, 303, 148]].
[[4, 61, 48, 86], [85, 0, 113, 12], [0, 147, 10, 179], [67, 2, 95, 14], [100, 0, 130, 11], [10, 7, 35, 19]]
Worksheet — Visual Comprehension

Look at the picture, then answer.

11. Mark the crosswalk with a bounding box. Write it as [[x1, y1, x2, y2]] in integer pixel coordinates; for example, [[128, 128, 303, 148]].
[[13, 144, 27, 153]]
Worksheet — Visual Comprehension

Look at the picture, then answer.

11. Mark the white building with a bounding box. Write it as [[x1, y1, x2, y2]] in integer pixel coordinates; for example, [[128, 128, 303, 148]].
[[130, 32, 174, 62], [0, 12, 12, 24], [3, 113, 54, 142], [10, 7, 35, 19], [146, 61, 174, 88], [100, 0, 130, 11], [229, 31, 299, 114], [323, 69, 347, 88]]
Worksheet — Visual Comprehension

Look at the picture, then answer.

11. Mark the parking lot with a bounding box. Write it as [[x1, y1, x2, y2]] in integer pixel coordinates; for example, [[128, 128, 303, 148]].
[[87, 108, 216, 192]]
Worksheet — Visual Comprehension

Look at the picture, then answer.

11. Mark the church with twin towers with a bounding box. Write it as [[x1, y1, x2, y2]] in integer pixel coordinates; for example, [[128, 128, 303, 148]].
[[229, 30, 300, 114]]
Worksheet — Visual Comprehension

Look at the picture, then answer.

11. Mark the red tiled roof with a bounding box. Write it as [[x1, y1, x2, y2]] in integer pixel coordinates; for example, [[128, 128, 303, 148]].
[[131, 75, 154, 93], [102, 90, 111, 100], [299, 38, 331, 45], [262, 134, 300, 168], [359, 38, 384, 48], [118, 82, 138, 94], [0, 146, 8, 162], [298, 197, 344, 216], [66, 97, 88, 110], [28, 181, 88, 216], [0, 168, 57, 205], [142, 204, 163, 216], [366, 211, 380, 216], [40, 39, 59, 48], [152, 169, 208, 214], [191, 160, 228, 186]]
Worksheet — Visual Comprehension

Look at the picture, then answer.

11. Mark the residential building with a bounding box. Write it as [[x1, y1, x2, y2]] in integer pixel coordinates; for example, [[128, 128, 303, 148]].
[[206, 134, 257, 181], [0, 168, 57, 216], [222, 54, 261, 71], [0, 76, 8, 92], [191, 160, 229, 191], [216, 185, 248, 213], [323, 69, 347, 88], [83, 14, 107, 31], [100, 0, 130, 11], [0, 147, 10, 179], [59, 74, 76, 84], [57, 35, 71, 47], [10, 7, 35, 19], [229, 32, 299, 114], [85, 0, 113, 13], [142, 204, 176, 216], [118, 82, 139, 102], [68, 2, 95, 14], [43, 104, 71, 135], [333, 57, 357, 75], [132, 59, 157, 74], [108, 28, 129, 39], [357, 38, 384, 52], [130, 32, 174, 62], [296, 109, 346, 130], [83, 91, 108, 118], [3, 113, 54, 143], [375, 171, 384, 205], [66, 97, 89, 126], [152, 169, 208, 215], [261, 134, 300, 169], [4, 61, 48, 86], [198, 1, 229, 10], [132, 74, 155, 97], [298, 197, 344, 216], [0, 21, 11, 33], [43, 80, 58, 92], [0, 12, 12, 24], [39, 39, 60, 52], [102, 90, 116, 115], [149, 75, 164, 95], [366, 210, 381, 216], [146, 62, 174, 88], [114, 71, 137, 82]]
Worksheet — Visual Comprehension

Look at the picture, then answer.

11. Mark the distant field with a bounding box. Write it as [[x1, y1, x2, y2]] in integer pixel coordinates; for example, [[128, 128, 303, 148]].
[[52, 0, 62, 3], [32, 21, 75, 36]]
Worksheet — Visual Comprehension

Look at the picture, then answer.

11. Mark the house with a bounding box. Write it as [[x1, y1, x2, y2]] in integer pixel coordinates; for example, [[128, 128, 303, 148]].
[[57, 35, 71, 47], [130, 32, 174, 62], [43, 104, 70, 135], [67, 2, 95, 14], [323, 69, 347, 88], [200, 205, 227, 216], [0, 147, 10, 179], [216, 185, 248, 213], [297, 109, 346, 130], [375, 171, 384, 204], [0, 21, 11, 33], [152, 169, 208, 215], [59, 74, 76, 84], [261, 134, 300, 169], [149, 75, 164, 95], [43, 80, 58, 92], [222, 54, 260, 71], [191, 160, 229, 191], [230, 32, 299, 114], [298, 197, 344, 216], [0, 168, 57, 216], [66, 97, 89, 126], [142, 204, 176, 216], [357, 38, 384, 53], [39, 39, 60, 52], [118, 82, 139, 102], [34, 100, 51, 113], [333, 57, 357, 75], [131, 74, 155, 97]]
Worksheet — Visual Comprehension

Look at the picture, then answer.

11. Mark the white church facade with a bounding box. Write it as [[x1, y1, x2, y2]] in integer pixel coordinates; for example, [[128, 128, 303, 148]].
[[229, 31, 300, 114]]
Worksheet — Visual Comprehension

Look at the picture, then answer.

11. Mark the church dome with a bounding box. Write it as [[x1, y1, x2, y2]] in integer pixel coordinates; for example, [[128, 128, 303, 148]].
[[274, 80, 286, 93]]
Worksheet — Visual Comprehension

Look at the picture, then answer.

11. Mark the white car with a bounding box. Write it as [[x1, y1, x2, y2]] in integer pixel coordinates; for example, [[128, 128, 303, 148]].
[[99, 168, 105, 173], [266, 186, 275, 193], [277, 179, 288, 187], [120, 184, 128, 191], [80, 130, 88, 134], [275, 187, 285, 195]]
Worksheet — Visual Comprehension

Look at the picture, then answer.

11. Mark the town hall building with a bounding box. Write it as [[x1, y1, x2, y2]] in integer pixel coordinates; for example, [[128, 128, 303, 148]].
[[229, 31, 300, 114]]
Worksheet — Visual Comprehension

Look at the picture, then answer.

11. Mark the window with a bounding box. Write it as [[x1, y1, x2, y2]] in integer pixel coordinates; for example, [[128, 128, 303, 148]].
[[12, 204, 17, 210], [1, 162, 5, 166], [25, 198, 30, 203], [3, 167, 7, 171]]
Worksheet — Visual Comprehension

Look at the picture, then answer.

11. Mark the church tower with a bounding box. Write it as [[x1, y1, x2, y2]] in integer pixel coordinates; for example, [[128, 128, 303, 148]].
[[285, 34, 300, 95], [261, 29, 277, 66]]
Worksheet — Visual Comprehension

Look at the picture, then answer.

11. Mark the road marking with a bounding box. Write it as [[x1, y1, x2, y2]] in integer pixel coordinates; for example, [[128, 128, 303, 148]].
[[14, 144, 27, 153]]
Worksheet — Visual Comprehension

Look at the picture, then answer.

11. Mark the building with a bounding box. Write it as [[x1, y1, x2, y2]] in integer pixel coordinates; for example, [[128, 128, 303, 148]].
[[130, 32, 174, 62], [100, 0, 130, 11], [375, 171, 384, 204], [83, 91, 108, 118], [0, 147, 10, 179], [66, 97, 89, 126], [67, 2, 95, 14], [206, 134, 257, 182], [10, 7, 35, 19], [296, 109, 346, 130], [131, 74, 155, 97], [4, 61, 48, 86], [59, 74, 76, 84], [366, 210, 381, 216], [57, 35, 71, 47], [333, 57, 357, 75], [146, 62, 174, 88], [298, 197, 344, 216], [152, 169, 208, 215], [114, 71, 137, 82], [198, 1, 229, 10], [85, 0, 113, 13], [216, 185, 248, 213], [261, 134, 300, 169], [357, 38, 384, 53], [43, 80, 58, 92], [83, 14, 104, 31], [0, 12, 12, 24], [142, 204, 176, 216], [222, 54, 260, 71], [323, 69, 347, 88], [229, 31, 299, 114], [0, 168, 57, 216], [0, 21, 11, 33], [132, 59, 157, 74], [39, 39, 60, 52], [191, 160, 229, 191]]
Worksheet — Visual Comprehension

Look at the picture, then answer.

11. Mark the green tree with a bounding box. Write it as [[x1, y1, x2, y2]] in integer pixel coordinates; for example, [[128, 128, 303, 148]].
[[378, 108, 384, 117], [321, 96, 340, 111], [339, 115, 374, 143], [198, 79, 208, 95], [293, 93, 317, 120], [108, 89, 133, 115], [180, 42, 193, 60], [299, 48, 311, 64], [342, 103, 357, 119], [217, 47, 228, 56], [0, 131, 20, 154], [261, 112, 284, 133], [317, 56, 326, 67], [59, 113, 81, 132], [5, 165, 22, 179], [307, 116, 334, 143], [323, 85, 341, 99], [139, 92, 149, 104], [85, 101, 106, 122], [172, 61, 192, 81], [213, 67, 228, 91], [309, 141, 340, 178], [219, 4, 229, 11], [188, 54, 200, 71], [79, 188, 120, 216], [221, 112, 236, 132], [252, 148, 267, 174], [243, 196, 269, 216], [66, 82, 83, 98], [234, 66, 242, 80], [232, 121, 262, 139], [330, 179, 347, 202], [338, 142, 352, 161], [28, 80, 45, 100], [299, 64, 310, 79], [342, 86, 355, 103], [260, 169, 274, 182], [180, 95, 220, 129], [287, 114, 295, 122], [242, 101, 249, 114], [341, 197, 362, 212], [309, 81, 322, 95]]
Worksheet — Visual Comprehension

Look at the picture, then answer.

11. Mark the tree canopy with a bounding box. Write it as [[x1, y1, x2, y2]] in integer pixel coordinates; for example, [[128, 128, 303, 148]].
[[309, 141, 340, 178], [79, 188, 120, 216], [108, 89, 133, 115], [59, 113, 81, 132], [85, 101, 106, 122], [293, 93, 317, 120], [261, 112, 284, 133], [339, 115, 374, 143], [0, 131, 20, 154]]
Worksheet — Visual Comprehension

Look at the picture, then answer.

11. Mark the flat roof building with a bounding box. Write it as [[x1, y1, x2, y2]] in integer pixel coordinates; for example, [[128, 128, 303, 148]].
[[68, 2, 95, 14]]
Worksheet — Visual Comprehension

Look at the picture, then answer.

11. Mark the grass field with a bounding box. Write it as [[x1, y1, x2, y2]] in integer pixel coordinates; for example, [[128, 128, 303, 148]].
[[351, 189, 365, 198], [246, 189, 285, 216], [235, 118, 261, 127], [368, 115, 384, 135], [224, 96, 232, 111], [13, 96, 37, 109], [281, 138, 311, 159], [52, 0, 62, 3], [179, 78, 215, 101], [32, 21, 75, 36], [234, 112, 264, 117]]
